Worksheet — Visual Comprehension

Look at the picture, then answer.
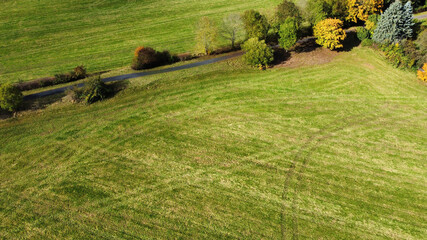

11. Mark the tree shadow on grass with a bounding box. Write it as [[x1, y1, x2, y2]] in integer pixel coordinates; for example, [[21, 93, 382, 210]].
[[338, 31, 361, 52]]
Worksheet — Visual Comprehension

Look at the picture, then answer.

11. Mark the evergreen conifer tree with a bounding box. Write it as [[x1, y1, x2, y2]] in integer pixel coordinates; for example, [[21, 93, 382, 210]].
[[402, 1, 414, 39], [373, 0, 413, 44]]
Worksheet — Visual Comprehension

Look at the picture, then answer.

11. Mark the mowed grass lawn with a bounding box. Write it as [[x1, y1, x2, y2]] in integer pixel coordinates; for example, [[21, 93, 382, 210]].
[[1, 47, 427, 239], [0, 0, 281, 83]]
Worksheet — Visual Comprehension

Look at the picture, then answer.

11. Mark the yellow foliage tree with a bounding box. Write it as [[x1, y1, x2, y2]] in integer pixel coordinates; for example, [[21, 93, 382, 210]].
[[417, 63, 427, 82], [346, 0, 383, 22], [314, 18, 347, 50]]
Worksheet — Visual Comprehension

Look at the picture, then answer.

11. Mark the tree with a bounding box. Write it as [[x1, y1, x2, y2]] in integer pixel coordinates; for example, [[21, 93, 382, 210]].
[[242, 38, 274, 69], [276, 0, 302, 26], [305, 0, 328, 25], [417, 63, 427, 82], [220, 14, 245, 49], [0, 83, 23, 112], [402, 1, 414, 39], [242, 10, 269, 40], [365, 14, 381, 35], [373, 0, 413, 44], [195, 17, 218, 55], [314, 18, 347, 50], [346, 0, 384, 22], [278, 17, 298, 51]]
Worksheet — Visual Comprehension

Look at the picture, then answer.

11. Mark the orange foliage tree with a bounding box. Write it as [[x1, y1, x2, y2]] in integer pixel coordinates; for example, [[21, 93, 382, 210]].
[[418, 63, 427, 82], [314, 18, 347, 50], [346, 0, 384, 22]]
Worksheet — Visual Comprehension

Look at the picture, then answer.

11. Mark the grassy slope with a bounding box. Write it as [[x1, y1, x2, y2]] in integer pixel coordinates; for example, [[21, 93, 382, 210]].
[[1, 47, 426, 239], [0, 0, 280, 83]]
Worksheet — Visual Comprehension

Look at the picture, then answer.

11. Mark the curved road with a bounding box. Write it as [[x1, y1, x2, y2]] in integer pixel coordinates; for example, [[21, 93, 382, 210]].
[[414, 12, 427, 20], [24, 52, 243, 100]]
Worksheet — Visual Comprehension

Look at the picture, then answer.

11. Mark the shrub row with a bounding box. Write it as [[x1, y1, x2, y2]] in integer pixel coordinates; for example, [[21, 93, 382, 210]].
[[380, 40, 424, 70], [17, 65, 87, 91]]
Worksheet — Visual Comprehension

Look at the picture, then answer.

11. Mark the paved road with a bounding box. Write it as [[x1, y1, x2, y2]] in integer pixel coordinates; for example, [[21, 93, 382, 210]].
[[24, 52, 243, 100], [414, 13, 427, 20]]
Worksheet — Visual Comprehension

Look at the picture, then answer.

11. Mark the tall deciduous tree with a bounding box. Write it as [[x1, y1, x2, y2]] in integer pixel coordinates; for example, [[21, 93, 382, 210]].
[[373, 0, 413, 44], [276, 0, 302, 26], [278, 17, 298, 51], [346, 0, 384, 22], [220, 14, 245, 49], [242, 10, 269, 40], [195, 17, 218, 55], [314, 18, 347, 50]]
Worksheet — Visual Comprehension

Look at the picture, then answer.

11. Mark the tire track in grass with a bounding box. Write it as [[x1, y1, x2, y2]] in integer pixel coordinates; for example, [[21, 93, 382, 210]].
[[280, 111, 391, 239]]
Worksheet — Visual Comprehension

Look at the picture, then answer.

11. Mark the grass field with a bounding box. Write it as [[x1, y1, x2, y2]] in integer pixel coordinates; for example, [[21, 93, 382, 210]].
[[1, 47, 426, 239], [0, 0, 282, 83]]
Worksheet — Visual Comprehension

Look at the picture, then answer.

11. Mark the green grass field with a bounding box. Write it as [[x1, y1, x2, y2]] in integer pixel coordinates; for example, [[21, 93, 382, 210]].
[[1, 47, 426, 239], [0, 0, 282, 83]]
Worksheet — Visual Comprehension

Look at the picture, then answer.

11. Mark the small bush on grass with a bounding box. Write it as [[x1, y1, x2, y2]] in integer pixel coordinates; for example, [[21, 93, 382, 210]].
[[132, 47, 177, 70], [242, 38, 274, 69], [357, 27, 371, 41], [82, 76, 111, 104], [417, 63, 427, 82], [361, 39, 374, 47], [73, 65, 87, 80], [67, 76, 111, 104], [0, 83, 23, 112]]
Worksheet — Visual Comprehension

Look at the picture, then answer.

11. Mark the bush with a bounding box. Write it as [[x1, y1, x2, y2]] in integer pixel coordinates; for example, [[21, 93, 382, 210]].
[[366, 14, 381, 35], [54, 73, 73, 84], [132, 47, 176, 70], [82, 76, 110, 104], [361, 38, 374, 47], [278, 17, 298, 51], [72, 65, 87, 80], [417, 63, 427, 82], [242, 38, 274, 69], [357, 27, 371, 41], [314, 18, 346, 50], [0, 83, 23, 112], [381, 42, 416, 69]]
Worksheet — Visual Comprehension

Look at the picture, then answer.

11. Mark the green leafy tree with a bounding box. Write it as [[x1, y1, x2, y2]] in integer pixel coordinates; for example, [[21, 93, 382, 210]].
[[305, 0, 328, 25], [373, 0, 413, 44], [195, 17, 218, 55], [242, 10, 269, 40], [0, 83, 23, 112], [220, 13, 245, 49], [276, 0, 302, 26], [279, 17, 298, 51], [242, 38, 274, 68]]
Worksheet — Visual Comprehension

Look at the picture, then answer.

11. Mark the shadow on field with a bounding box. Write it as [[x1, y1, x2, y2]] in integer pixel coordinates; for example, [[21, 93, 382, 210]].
[[338, 31, 361, 52]]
